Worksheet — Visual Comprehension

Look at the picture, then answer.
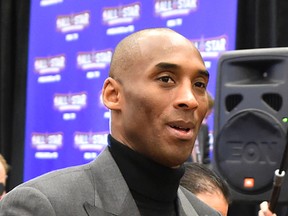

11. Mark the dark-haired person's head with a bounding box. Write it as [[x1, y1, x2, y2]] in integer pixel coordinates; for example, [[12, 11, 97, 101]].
[[181, 163, 231, 216]]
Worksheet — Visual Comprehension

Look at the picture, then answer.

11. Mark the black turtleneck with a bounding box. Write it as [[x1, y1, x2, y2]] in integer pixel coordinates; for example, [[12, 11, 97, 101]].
[[108, 134, 185, 216]]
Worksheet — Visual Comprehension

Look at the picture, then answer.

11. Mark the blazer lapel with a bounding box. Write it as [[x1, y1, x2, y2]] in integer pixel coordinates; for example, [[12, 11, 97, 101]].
[[83, 196, 141, 216], [83, 148, 141, 216], [177, 188, 199, 216], [83, 202, 113, 216]]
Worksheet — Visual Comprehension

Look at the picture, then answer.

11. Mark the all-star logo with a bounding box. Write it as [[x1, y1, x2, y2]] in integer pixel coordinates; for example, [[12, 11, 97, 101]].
[[32, 132, 63, 150], [56, 11, 90, 33], [154, 0, 198, 18], [77, 49, 112, 70], [54, 92, 87, 112], [192, 35, 228, 58], [34, 55, 65, 74], [102, 2, 141, 26], [74, 131, 108, 151]]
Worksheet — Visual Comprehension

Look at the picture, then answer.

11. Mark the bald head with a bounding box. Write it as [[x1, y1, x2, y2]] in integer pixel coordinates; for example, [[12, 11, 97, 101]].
[[109, 28, 201, 80], [102, 28, 208, 167]]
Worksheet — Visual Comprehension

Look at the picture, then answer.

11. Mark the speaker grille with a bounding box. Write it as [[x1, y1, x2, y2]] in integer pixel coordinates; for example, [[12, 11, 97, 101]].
[[225, 94, 243, 112], [215, 110, 286, 193], [262, 93, 282, 111]]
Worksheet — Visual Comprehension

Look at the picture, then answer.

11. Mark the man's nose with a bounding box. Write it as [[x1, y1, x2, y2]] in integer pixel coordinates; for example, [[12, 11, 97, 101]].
[[174, 85, 199, 110]]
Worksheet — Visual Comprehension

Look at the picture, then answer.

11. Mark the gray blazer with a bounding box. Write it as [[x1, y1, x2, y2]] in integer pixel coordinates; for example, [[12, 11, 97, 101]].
[[0, 148, 220, 216]]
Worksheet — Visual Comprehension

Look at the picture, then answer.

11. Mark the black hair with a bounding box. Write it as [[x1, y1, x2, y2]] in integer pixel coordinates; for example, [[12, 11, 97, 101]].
[[180, 162, 232, 204]]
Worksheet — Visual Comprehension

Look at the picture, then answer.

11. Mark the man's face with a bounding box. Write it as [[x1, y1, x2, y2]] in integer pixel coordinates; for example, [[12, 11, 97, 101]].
[[0, 163, 6, 199], [113, 32, 209, 167]]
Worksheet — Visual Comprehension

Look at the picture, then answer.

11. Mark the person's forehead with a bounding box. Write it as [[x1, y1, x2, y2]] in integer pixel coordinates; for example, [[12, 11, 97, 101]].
[[138, 37, 203, 66], [119, 30, 205, 79], [197, 192, 228, 216], [136, 30, 191, 49]]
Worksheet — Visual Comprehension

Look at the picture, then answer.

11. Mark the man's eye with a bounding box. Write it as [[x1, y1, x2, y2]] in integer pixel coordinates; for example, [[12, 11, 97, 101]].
[[159, 76, 174, 83], [195, 82, 207, 89]]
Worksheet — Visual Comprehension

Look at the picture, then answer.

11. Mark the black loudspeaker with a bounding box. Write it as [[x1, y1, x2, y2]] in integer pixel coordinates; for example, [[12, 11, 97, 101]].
[[213, 48, 288, 203]]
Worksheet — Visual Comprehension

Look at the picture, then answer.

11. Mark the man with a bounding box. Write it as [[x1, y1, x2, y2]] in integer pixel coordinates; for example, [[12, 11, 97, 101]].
[[181, 163, 231, 216], [0, 28, 220, 215], [0, 154, 9, 200]]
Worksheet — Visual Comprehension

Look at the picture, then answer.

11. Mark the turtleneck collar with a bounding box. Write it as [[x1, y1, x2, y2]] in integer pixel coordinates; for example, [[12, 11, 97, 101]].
[[108, 134, 185, 202]]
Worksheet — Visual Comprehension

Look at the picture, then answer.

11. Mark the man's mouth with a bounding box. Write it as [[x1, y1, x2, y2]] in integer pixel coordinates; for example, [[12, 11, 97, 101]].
[[170, 125, 190, 132], [167, 121, 195, 140]]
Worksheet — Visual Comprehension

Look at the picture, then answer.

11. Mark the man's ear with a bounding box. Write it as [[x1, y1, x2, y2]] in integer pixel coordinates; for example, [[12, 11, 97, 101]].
[[102, 77, 121, 110]]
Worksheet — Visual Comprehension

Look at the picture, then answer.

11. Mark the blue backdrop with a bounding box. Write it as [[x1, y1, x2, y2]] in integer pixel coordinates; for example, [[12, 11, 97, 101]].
[[24, 0, 238, 181]]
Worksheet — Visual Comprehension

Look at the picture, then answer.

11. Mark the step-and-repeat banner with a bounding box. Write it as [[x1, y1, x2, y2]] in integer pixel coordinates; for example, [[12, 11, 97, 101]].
[[24, 0, 238, 181]]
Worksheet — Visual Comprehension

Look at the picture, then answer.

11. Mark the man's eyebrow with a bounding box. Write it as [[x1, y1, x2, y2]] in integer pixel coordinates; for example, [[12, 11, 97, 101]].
[[155, 62, 180, 70], [156, 62, 210, 78], [200, 70, 210, 78]]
